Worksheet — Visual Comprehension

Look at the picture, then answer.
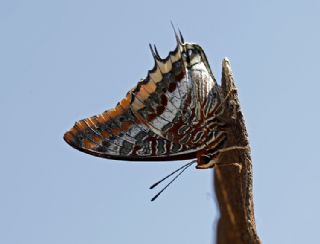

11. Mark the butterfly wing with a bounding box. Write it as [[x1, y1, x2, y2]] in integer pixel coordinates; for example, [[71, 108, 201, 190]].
[[64, 40, 226, 161]]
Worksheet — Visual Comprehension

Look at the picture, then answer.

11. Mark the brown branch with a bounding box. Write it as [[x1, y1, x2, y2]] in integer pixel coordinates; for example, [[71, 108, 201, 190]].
[[213, 58, 261, 244]]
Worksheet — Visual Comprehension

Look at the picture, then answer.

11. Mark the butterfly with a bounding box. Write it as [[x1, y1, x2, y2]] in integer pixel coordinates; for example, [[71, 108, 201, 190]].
[[64, 29, 234, 170]]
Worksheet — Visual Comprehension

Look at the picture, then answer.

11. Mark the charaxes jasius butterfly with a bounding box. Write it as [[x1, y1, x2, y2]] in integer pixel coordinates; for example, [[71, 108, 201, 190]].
[[64, 29, 247, 171]]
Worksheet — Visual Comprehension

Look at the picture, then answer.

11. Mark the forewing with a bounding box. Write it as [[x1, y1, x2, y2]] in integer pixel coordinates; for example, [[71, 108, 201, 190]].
[[64, 44, 198, 161]]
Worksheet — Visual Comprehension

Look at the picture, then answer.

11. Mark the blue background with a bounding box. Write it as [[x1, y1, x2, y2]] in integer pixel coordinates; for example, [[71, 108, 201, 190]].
[[1, 0, 319, 243]]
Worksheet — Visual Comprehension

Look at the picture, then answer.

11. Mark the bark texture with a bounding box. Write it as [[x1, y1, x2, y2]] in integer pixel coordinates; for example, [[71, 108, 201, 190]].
[[214, 59, 261, 244]]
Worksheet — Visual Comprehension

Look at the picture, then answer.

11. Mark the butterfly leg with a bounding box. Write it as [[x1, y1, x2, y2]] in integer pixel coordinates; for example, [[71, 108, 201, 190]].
[[195, 152, 219, 169], [196, 157, 219, 169], [195, 146, 249, 169]]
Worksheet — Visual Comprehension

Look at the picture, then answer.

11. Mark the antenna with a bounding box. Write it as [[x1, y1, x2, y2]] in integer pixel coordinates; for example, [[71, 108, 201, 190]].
[[150, 160, 197, 201]]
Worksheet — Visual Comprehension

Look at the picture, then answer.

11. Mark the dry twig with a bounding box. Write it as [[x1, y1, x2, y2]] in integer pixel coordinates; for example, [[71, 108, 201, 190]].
[[213, 59, 261, 244]]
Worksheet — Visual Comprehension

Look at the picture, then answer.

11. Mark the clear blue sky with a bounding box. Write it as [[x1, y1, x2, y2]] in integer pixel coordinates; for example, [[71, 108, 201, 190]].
[[1, 0, 319, 243]]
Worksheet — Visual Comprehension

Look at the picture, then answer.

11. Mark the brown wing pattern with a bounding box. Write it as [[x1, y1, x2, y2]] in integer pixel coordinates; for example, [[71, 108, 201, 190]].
[[64, 36, 227, 161]]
